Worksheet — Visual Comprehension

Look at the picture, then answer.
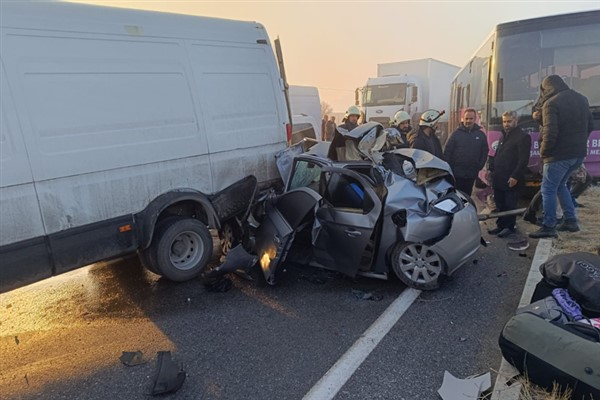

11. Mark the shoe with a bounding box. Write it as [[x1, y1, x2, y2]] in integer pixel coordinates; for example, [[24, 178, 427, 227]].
[[557, 219, 580, 232], [497, 228, 514, 238], [528, 225, 558, 239], [508, 239, 530, 251], [487, 227, 503, 235]]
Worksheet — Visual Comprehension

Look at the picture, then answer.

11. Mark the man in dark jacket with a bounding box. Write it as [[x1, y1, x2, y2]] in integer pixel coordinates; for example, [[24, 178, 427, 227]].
[[487, 111, 531, 238], [444, 108, 489, 196], [529, 75, 594, 238], [407, 109, 444, 160]]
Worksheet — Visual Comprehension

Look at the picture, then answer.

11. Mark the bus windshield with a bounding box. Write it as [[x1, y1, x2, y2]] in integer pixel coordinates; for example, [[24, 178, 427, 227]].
[[492, 22, 600, 128], [362, 83, 407, 107]]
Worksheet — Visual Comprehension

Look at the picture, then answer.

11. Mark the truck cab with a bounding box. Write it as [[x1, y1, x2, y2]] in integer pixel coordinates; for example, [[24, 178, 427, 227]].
[[357, 76, 420, 126]]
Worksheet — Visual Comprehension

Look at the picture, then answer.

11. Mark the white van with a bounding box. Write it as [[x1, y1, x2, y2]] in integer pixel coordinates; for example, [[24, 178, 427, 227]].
[[0, 2, 289, 292], [289, 85, 322, 139]]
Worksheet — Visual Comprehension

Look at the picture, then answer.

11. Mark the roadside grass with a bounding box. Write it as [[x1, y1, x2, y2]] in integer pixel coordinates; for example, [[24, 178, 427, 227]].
[[552, 184, 600, 256]]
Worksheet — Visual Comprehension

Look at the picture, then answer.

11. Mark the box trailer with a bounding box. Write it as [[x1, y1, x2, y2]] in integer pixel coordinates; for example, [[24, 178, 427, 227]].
[[357, 58, 459, 141]]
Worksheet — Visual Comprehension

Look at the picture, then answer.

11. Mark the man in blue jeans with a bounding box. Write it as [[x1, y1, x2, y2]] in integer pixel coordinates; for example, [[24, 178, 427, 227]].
[[529, 75, 594, 239]]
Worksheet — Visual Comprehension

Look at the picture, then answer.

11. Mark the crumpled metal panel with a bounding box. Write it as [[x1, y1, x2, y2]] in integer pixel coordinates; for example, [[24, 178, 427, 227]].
[[429, 203, 481, 276]]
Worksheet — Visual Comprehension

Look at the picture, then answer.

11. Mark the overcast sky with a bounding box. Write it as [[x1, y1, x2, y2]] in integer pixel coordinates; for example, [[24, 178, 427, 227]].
[[69, 0, 599, 112]]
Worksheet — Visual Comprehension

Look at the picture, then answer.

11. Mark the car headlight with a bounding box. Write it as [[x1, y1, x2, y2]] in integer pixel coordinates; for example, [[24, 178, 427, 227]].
[[433, 198, 459, 213]]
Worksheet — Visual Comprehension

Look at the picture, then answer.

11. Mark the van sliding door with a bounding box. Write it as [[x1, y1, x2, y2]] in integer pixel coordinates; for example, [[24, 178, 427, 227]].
[[0, 61, 51, 293]]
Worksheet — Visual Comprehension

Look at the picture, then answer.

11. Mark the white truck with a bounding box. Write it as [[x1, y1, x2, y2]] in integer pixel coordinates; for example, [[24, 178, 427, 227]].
[[357, 58, 459, 141], [0, 1, 289, 292], [289, 85, 322, 143]]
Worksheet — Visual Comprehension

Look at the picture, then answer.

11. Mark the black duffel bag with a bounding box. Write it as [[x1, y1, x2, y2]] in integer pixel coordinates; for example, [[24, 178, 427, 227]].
[[531, 252, 600, 316]]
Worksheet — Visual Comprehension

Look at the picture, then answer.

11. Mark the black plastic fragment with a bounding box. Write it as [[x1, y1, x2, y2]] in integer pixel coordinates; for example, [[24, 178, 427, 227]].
[[151, 351, 186, 396]]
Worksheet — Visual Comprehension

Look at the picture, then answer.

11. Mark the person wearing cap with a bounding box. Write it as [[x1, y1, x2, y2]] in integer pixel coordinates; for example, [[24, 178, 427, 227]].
[[407, 109, 445, 160], [338, 105, 361, 131], [443, 108, 488, 196]]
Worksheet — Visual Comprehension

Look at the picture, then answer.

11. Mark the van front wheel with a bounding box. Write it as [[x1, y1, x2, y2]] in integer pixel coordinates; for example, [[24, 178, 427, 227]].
[[148, 217, 212, 281]]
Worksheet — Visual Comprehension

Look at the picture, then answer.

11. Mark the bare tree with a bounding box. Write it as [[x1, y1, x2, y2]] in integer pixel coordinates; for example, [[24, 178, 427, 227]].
[[321, 101, 333, 117]]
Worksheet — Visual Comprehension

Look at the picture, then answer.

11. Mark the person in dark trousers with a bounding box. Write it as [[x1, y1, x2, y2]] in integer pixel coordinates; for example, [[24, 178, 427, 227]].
[[324, 116, 336, 141], [407, 109, 445, 160], [321, 114, 328, 140], [529, 75, 594, 238], [487, 110, 531, 238], [444, 108, 489, 196]]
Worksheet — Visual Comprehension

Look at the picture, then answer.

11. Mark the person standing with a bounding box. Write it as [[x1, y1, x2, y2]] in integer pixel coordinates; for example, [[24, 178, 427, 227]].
[[324, 116, 336, 141], [321, 114, 328, 140], [487, 111, 531, 237], [407, 109, 444, 159], [338, 105, 361, 131], [443, 108, 489, 196], [529, 75, 594, 238]]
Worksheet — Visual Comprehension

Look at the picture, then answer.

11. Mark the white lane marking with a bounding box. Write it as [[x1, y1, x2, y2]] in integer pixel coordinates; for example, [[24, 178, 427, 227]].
[[303, 288, 421, 400], [490, 238, 553, 400]]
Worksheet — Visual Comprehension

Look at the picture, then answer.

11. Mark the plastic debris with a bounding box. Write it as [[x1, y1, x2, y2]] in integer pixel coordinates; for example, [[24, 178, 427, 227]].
[[351, 289, 383, 301], [438, 370, 491, 400], [151, 351, 186, 396]]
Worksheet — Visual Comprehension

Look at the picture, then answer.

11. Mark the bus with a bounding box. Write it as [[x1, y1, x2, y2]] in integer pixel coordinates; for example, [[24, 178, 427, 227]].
[[449, 10, 600, 189]]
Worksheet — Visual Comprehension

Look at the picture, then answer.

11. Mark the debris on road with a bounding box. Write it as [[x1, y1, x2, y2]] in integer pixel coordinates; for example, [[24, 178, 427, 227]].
[[203, 276, 233, 293], [437, 370, 491, 400], [351, 289, 383, 301], [120, 351, 146, 367], [150, 351, 186, 396]]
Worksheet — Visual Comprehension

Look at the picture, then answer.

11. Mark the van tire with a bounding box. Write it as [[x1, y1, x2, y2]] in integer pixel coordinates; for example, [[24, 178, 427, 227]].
[[138, 249, 159, 275], [148, 217, 212, 281]]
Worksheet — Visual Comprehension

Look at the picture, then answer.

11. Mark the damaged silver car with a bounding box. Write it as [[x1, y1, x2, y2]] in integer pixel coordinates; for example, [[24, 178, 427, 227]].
[[218, 122, 482, 290]]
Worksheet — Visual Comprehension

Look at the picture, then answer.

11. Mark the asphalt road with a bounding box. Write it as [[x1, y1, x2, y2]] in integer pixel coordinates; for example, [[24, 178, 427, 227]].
[[0, 220, 533, 400]]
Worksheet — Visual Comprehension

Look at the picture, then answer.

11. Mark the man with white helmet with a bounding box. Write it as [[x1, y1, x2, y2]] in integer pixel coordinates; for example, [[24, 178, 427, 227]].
[[338, 105, 361, 131], [407, 109, 445, 160], [384, 110, 411, 149]]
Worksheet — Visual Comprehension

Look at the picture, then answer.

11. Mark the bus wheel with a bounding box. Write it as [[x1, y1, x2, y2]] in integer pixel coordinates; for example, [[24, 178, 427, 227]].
[[148, 217, 212, 281]]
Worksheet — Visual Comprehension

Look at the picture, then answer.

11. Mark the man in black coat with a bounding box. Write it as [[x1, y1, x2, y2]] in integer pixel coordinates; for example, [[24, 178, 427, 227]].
[[487, 111, 531, 238], [407, 109, 444, 160], [444, 108, 489, 196], [529, 75, 594, 238]]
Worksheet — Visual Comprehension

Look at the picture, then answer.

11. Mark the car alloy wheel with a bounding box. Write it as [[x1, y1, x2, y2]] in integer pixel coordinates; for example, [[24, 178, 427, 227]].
[[391, 242, 444, 290]]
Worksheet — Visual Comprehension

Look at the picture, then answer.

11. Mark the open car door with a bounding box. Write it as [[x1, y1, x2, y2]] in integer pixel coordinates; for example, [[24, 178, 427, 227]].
[[311, 167, 382, 277]]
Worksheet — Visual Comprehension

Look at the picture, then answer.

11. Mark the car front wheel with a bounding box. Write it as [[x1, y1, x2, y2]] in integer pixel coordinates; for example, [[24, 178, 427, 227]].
[[391, 242, 444, 290]]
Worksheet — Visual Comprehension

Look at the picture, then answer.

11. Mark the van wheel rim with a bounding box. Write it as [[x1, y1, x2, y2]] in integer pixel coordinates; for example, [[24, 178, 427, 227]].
[[397, 243, 442, 284], [169, 231, 204, 270]]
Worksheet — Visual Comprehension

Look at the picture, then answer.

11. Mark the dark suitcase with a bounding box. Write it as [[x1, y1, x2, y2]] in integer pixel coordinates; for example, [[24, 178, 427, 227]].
[[531, 252, 600, 318], [499, 312, 600, 399]]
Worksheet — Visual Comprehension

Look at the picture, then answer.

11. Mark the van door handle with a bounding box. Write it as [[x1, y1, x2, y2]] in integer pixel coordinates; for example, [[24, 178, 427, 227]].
[[344, 229, 362, 237]]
